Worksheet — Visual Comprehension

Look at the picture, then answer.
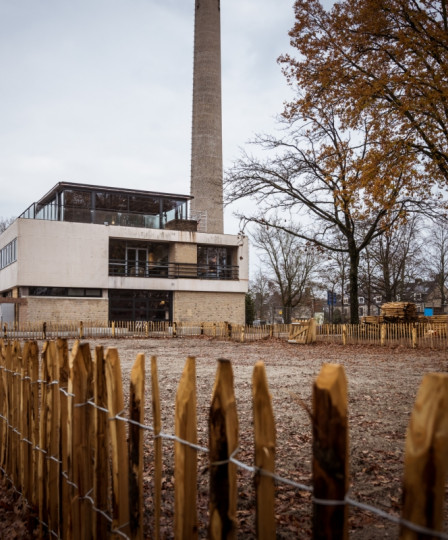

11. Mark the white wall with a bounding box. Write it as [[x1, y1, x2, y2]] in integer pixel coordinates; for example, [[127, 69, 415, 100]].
[[0, 218, 249, 293]]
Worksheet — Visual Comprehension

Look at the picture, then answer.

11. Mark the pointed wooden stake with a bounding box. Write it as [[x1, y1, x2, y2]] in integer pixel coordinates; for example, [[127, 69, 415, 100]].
[[253, 361, 276, 539], [105, 348, 130, 536], [400, 373, 448, 539], [312, 363, 349, 540], [151, 356, 162, 540], [174, 356, 198, 539], [129, 353, 145, 540], [209, 359, 239, 540]]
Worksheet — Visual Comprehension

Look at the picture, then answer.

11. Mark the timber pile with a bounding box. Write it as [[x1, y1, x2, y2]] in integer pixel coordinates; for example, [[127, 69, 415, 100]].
[[381, 302, 418, 323], [361, 316, 383, 324]]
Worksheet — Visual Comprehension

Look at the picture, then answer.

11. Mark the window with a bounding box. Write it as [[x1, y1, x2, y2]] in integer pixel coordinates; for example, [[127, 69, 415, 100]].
[[414, 292, 422, 301], [0, 238, 17, 270], [28, 287, 102, 297], [358, 296, 365, 304], [197, 245, 234, 278], [396, 294, 401, 301], [374, 295, 382, 304]]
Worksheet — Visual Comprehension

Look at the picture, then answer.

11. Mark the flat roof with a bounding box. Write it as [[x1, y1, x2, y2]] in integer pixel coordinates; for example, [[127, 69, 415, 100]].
[[37, 181, 193, 206]]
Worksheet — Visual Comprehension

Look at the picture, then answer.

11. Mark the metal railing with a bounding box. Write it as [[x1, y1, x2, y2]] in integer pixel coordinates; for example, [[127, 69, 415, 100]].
[[108, 260, 239, 280]]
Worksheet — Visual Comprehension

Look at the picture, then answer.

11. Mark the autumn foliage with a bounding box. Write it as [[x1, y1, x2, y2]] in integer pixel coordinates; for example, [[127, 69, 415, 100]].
[[280, 0, 448, 185]]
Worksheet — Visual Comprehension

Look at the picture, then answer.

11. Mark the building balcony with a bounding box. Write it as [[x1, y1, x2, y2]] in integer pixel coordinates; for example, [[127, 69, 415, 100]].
[[108, 260, 239, 280]]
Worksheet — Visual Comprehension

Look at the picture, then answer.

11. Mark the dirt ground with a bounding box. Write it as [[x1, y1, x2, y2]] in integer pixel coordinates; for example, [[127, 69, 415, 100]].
[[1, 337, 447, 538]]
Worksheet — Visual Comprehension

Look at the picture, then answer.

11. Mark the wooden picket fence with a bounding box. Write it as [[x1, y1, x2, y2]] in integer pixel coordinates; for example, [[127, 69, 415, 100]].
[[1, 321, 292, 342], [317, 322, 448, 349], [0, 339, 447, 539]]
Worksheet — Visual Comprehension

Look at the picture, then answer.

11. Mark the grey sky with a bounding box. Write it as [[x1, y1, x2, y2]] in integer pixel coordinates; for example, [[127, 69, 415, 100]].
[[0, 0, 296, 234]]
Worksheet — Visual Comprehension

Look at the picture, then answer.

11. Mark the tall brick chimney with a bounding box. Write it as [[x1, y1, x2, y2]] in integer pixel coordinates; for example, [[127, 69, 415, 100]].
[[190, 0, 224, 234]]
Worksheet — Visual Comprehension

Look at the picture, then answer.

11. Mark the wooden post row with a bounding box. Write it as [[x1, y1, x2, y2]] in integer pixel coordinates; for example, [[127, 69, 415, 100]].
[[209, 359, 239, 540], [312, 363, 349, 540], [174, 356, 198, 539]]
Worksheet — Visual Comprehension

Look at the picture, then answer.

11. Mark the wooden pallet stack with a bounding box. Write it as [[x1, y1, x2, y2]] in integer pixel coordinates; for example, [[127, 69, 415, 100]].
[[381, 302, 418, 322]]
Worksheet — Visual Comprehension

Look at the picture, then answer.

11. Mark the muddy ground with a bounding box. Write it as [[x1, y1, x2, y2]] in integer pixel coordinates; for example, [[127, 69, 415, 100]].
[[1, 337, 447, 538]]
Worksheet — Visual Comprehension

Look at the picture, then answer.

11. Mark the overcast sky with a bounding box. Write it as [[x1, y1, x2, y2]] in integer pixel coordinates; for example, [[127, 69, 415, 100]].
[[0, 0, 297, 237]]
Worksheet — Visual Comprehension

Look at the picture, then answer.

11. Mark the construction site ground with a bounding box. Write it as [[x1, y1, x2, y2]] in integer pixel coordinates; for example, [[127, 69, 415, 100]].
[[1, 337, 447, 538]]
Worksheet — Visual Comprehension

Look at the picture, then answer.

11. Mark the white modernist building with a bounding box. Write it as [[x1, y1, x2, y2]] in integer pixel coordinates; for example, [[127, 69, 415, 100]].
[[0, 182, 248, 325]]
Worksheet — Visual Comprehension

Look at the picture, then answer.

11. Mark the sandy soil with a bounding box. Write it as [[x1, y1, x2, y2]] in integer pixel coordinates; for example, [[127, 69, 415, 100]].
[[1, 337, 447, 538]]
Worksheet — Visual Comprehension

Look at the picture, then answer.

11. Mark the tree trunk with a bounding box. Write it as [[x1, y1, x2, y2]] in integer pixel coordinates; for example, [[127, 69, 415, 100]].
[[348, 249, 360, 324]]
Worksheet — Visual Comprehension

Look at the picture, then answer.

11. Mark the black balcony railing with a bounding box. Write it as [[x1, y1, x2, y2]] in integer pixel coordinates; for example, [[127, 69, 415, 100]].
[[108, 260, 239, 280]]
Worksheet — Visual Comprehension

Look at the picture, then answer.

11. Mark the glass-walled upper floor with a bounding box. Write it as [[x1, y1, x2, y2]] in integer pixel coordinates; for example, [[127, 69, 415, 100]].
[[19, 182, 191, 230]]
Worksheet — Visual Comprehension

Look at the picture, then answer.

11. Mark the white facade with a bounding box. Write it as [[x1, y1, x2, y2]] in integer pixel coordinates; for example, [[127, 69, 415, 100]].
[[0, 184, 248, 324]]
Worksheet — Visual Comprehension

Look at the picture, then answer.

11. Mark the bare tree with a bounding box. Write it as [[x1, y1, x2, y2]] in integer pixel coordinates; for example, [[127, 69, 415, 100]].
[[226, 105, 424, 323], [0, 217, 15, 233], [251, 221, 319, 323], [249, 268, 272, 321], [423, 219, 448, 307], [367, 217, 424, 302]]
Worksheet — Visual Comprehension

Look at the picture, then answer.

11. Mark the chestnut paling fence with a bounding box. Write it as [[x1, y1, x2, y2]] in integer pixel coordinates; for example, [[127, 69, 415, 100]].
[[2, 320, 448, 348], [0, 339, 447, 539]]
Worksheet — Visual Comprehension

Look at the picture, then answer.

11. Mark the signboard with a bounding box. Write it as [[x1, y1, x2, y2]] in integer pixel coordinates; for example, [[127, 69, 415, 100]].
[[327, 291, 337, 306]]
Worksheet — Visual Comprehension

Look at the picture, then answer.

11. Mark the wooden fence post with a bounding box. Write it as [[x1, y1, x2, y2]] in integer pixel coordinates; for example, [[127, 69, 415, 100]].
[[20, 342, 32, 502], [129, 353, 145, 540], [341, 325, 347, 346], [400, 373, 448, 539], [105, 348, 130, 536], [67, 341, 94, 540], [240, 325, 245, 343], [175, 356, 198, 539], [209, 359, 239, 540], [380, 325, 386, 346], [40, 341, 61, 537], [93, 346, 110, 540], [253, 361, 276, 539], [306, 318, 317, 344], [29, 341, 40, 507], [79, 321, 84, 339], [151, 356, 162, 540], [173, 322, 178, 338], [411, 326, 417, 349], [312, 363, 349, 540], [0, 340, 6, 472], [11, 342, 21, 489], [57, 339, 70, 540], [111, 321, 116, 338]]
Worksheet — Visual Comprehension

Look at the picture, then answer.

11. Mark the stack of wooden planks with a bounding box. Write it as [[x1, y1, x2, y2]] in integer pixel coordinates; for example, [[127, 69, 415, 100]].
[[381, 302, 418, 322]]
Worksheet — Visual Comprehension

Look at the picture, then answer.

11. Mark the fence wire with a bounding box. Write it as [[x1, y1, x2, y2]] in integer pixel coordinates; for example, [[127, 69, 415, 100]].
[[0, 365, 447, 539]]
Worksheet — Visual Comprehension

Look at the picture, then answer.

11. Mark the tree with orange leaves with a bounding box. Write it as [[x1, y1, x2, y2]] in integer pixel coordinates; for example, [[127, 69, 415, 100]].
[[280, 0, 448, 185]]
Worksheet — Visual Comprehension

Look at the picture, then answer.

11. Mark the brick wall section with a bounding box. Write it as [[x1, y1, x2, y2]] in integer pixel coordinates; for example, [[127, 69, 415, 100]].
[[169, 243, 197, 264], [20, 297, 109, 324], [173, 291, 245, 324]]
